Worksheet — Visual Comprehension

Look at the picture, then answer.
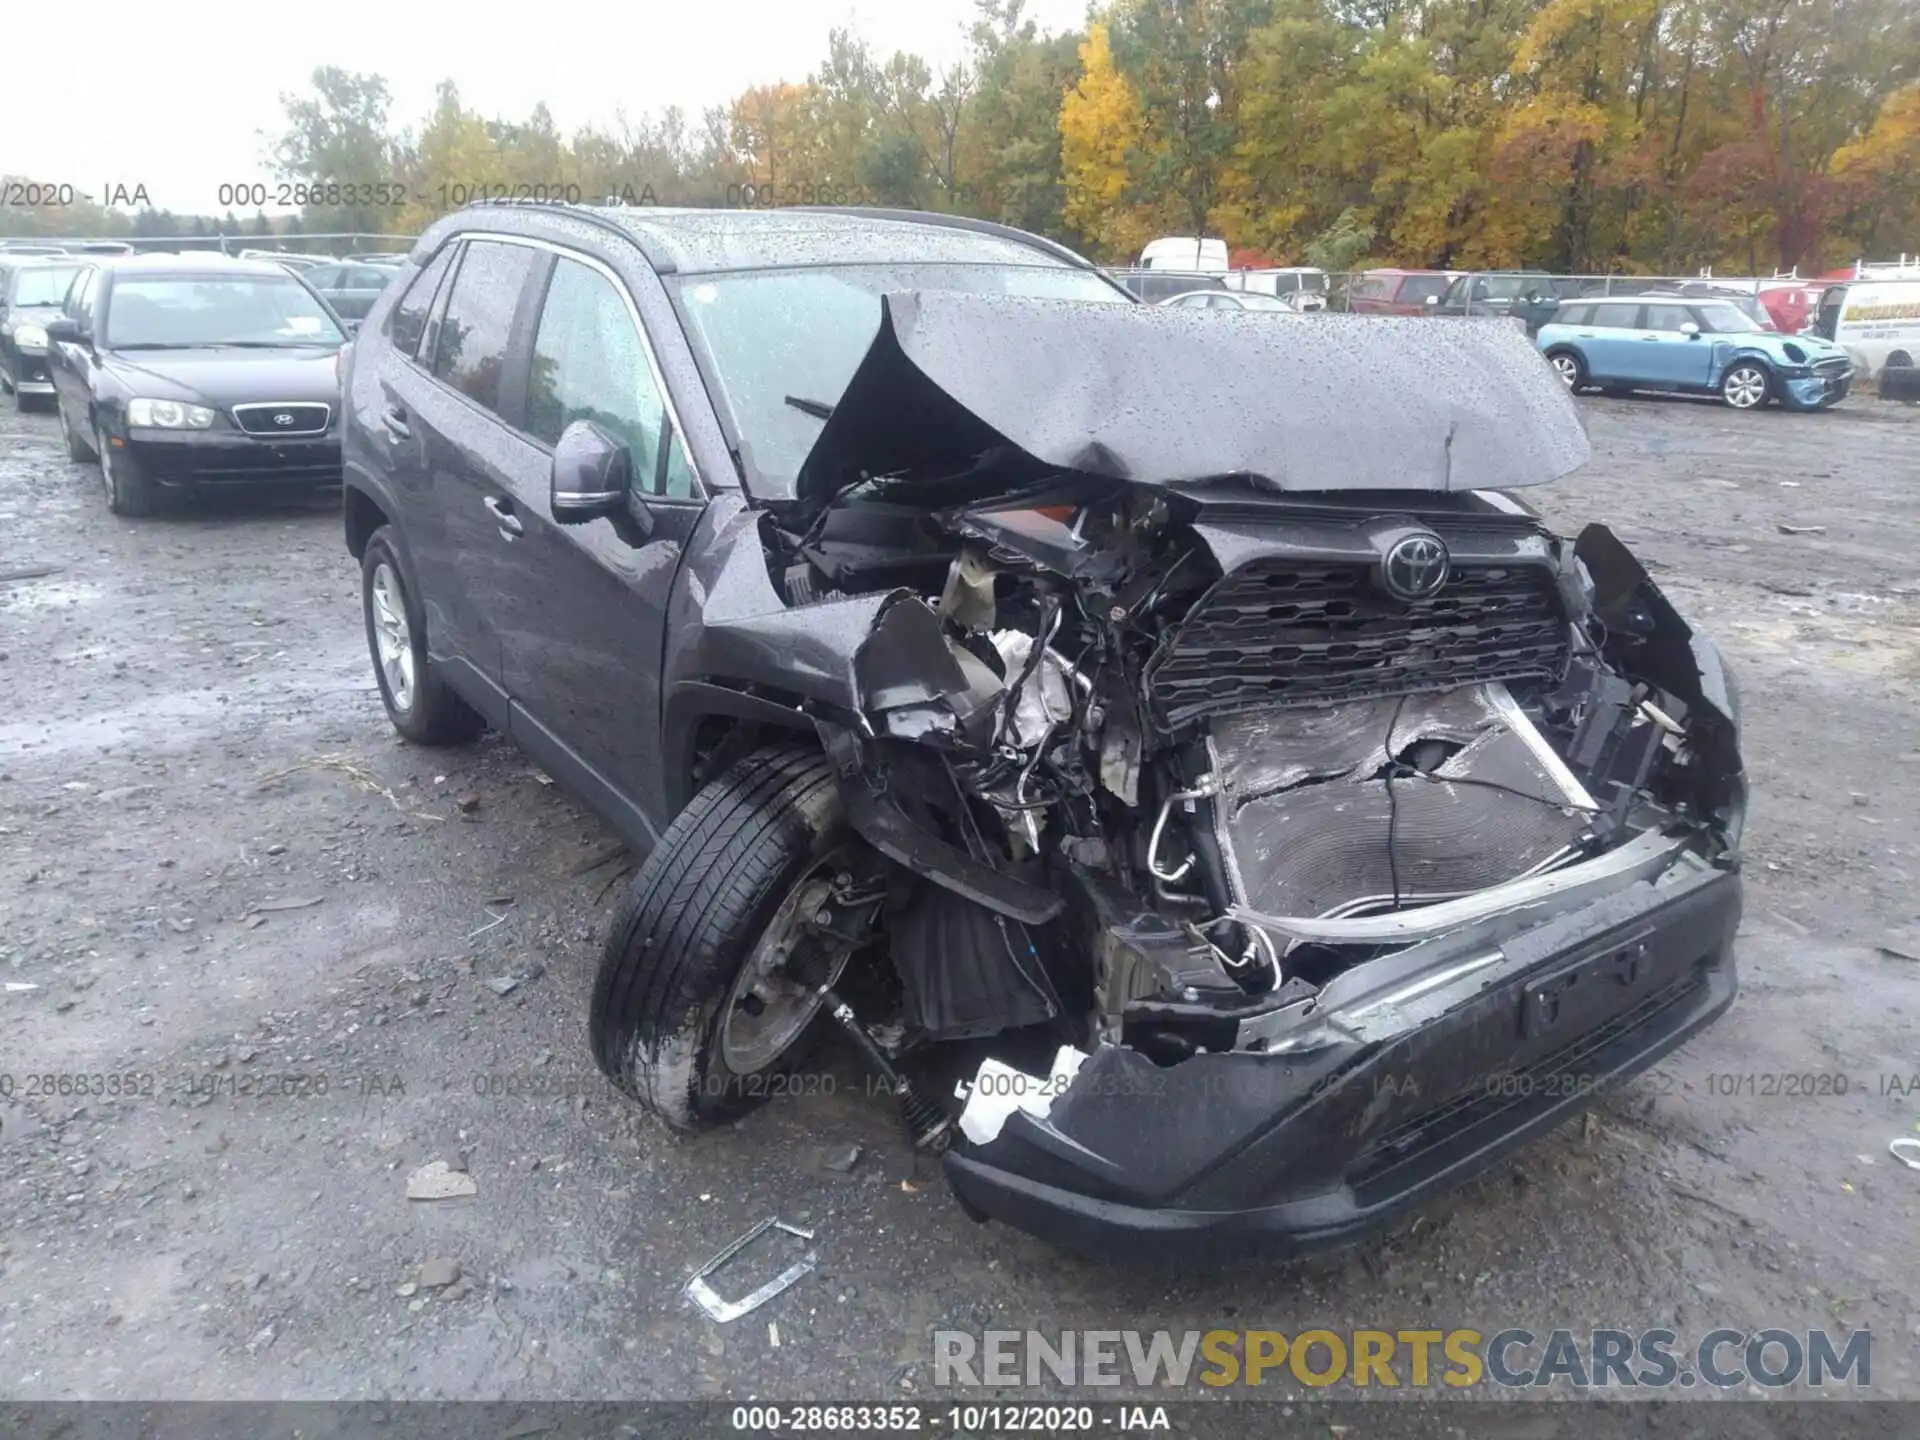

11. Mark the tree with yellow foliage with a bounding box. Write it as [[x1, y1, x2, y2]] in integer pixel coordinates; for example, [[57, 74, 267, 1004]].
[[1060, 23, 1153, 260]]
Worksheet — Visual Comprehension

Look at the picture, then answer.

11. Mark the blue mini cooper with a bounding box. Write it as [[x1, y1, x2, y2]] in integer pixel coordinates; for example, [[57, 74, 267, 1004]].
[[1536, 295, 1853, 411]]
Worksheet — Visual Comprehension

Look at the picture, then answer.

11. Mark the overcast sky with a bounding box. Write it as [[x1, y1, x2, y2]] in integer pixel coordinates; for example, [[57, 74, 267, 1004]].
[[9, 0, 1091, 216]]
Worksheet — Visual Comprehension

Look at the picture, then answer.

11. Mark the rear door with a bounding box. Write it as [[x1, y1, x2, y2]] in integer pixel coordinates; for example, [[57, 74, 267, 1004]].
[[388, 237, 546, 706], [1579, 302, 1642, 382], [493, 247, 708, 845]]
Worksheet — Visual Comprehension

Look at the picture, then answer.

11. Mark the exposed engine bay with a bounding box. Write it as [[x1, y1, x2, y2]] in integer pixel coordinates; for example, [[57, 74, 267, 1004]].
[[764, 470, 1743, 1133]]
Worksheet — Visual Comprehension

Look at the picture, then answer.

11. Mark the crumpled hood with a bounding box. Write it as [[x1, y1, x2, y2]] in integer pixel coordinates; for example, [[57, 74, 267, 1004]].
[[794, 292, 1592, 506]]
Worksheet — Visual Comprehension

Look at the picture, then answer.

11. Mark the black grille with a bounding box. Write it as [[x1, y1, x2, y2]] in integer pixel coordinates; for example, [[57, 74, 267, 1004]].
[[1147, 557, 1570, 725], [232, 403, 330, 436], [1814, 357, 1849, 375]]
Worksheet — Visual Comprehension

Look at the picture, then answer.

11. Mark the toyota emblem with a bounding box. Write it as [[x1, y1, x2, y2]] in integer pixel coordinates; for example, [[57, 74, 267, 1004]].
[[1381, 533, 1449, 602], [272, 412, 296, 426]]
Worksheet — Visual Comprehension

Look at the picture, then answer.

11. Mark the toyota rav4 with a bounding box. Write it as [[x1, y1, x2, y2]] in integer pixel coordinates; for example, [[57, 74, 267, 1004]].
[[340, 203, 1744, 1260]]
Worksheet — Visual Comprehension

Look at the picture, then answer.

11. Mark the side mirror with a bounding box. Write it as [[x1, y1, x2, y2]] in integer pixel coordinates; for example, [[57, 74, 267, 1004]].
[[1424, 293, 1440, 306], [551, 419, 648, 534], [45, 317, 81, 344], [1680, 322, 1701, 338]]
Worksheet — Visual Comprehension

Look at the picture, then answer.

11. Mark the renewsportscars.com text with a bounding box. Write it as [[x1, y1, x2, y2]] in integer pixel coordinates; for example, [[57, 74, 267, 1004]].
[[933, 1328, 1871, 1391]]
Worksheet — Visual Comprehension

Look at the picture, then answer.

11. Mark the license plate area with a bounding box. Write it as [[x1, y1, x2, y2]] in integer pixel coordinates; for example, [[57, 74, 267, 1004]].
[[1521, 930, 1658, 1039]]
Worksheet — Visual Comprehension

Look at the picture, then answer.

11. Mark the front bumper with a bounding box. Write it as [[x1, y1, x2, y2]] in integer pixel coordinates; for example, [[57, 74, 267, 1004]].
[[1780, 370, 1852, 409], [944, 857, 1740, 1261], [1, 344, 53, 392], [124, 428, 343, 488]]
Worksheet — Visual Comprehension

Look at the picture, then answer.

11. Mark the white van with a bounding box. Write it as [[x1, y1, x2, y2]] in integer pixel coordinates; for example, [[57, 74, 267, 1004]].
[[1810, 279, 1920, 379], [1139, 236, 1228, 272]]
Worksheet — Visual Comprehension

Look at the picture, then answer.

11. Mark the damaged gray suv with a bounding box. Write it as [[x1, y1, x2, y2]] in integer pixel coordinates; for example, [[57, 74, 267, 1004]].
[[341, 203, 1744, 1260]]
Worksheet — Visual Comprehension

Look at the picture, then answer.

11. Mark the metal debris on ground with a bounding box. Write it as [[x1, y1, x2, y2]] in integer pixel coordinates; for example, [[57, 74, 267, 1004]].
[[406, 1161, 479, 1201], [255, 753, 446, 822], [239, 896, 325, 920], [466, 905, 514, 940], [684, 1218, 817, 1323], [1891, 1138, 1920, 1172]]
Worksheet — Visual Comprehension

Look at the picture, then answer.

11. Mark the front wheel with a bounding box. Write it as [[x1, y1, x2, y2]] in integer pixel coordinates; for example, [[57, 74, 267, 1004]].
[[97, 425, 155, 516], [1547, 350, 1586, 392], [591, 747, 867, 1131], [57, 395, 94, 460], [1721, 363, 1771, 411]]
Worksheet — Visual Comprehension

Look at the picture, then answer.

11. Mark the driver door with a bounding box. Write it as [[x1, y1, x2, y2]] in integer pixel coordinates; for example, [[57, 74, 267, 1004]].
[[1640, 302, 1713, 388], [494, 249, 709, 848]]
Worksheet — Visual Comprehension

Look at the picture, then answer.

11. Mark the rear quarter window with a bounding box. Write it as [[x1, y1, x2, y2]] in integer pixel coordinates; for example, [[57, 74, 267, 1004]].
[[429, 240, 539, 415], [386, 246, 457, 360]]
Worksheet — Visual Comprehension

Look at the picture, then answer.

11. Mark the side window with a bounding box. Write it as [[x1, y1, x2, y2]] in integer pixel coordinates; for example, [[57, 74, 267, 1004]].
[[1643, 303, 1693, 333], [68, 269, 98, 329], [1556, 303, 1592, 327], [386, 246, 456, 361], [306, 265, 340, 289], [1589, 303, 1635, 330], [429, 240, 537, 415], [349, 266, 390, 289], [525, 256, 695, 498]]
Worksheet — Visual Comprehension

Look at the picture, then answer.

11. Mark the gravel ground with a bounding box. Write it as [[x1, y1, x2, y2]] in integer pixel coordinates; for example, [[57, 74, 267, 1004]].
[[2, 388, 1917, 1408]]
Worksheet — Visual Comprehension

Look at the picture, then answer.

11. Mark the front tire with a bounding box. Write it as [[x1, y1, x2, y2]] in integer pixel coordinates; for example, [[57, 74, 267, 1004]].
[[98, 425, 155, 517], [57, 395, 94, 460], [360, 526, 484, 745], [1721, 363, 1772, 411], [591, 747, 857, 1131], [1547, 350, 1586, 392]]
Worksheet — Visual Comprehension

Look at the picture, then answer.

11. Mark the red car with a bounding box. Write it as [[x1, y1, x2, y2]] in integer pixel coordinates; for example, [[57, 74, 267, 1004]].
[[1345, 268, 1461, 314]]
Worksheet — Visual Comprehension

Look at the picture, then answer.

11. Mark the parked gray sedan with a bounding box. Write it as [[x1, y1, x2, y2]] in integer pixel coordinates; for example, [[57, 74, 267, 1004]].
[[303, 262, 397, 321]]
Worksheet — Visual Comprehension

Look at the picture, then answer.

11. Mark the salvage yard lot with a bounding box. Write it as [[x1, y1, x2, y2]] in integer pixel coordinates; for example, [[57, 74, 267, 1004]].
[[2, 393, 1918, 1402]]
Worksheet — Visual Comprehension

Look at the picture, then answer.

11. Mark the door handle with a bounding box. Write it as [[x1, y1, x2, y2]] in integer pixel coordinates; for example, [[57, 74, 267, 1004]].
[[380, 404, 411, 438], [484, 495, 523, 539]]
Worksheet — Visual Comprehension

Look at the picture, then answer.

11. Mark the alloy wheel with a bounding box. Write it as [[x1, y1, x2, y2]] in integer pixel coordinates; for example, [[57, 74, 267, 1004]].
[[368, 562, 416, 711], [720, 858, 852, 1074], [1723, 365, 1769, 410], [1550, 354, 1580, 389]]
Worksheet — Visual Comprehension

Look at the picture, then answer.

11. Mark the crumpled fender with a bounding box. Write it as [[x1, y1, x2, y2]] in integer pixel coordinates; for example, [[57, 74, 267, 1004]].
[[1575, 523, 1745, 842]]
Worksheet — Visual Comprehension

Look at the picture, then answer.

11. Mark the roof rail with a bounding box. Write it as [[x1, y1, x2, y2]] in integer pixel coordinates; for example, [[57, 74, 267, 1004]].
[[456, 196, 677, 270]]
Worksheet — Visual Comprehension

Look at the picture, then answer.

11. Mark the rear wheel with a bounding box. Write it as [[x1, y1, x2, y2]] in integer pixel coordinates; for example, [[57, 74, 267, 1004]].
[[360, 526, 484, 745], [1721, 363, 1771, 411], [591, 747, 867, 1131], [1547, 350, 1586, 392]]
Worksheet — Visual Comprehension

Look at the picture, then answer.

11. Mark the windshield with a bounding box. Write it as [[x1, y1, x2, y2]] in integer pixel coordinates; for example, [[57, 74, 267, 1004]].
[[1693, 302, 1760, 334], [673, 262, 1130, 497], [12, 265, 82, 306], [104, 275, 345, 349]]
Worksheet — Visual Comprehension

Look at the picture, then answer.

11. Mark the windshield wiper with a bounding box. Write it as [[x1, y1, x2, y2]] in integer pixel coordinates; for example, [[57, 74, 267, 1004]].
[[784, 395, 835, 421], [114, 343, 206, 351]]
